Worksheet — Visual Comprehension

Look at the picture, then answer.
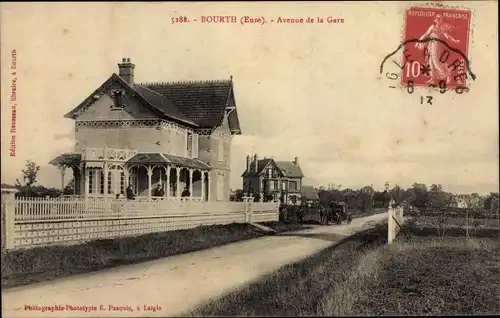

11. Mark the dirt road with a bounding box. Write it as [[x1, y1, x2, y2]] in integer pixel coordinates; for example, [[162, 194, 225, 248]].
[[2, 212, 388, 318]]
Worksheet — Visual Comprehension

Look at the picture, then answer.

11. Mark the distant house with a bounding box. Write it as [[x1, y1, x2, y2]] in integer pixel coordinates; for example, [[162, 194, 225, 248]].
[[241, 154, 304, 204], [301, 185, 319, 204], [447, 196, 468, 209], [1, 184, 18, 194]]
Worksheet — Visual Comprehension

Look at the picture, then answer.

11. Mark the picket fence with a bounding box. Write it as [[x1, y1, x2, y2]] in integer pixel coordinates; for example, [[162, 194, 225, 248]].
[[1, 194, 280, 250], [388, 205, 405, 244]]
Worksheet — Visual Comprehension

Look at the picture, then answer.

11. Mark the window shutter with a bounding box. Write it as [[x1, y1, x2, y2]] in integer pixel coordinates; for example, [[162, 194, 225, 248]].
[[192, 133, 199, 158], [185, 132, 190, 157]]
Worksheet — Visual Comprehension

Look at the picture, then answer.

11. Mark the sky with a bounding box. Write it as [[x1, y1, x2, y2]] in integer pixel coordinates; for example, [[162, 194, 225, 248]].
[[1, 1, 498, 194]]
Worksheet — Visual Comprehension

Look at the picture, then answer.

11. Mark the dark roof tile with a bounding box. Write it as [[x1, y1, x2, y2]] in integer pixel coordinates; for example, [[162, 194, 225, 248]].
[[49, 153, 82, 166], [241, 158, 273, 177], [133, 85, 198, 126], [275, 161, 304, 178], [138, 80, 231, 128], [242, 158, 304, 178]]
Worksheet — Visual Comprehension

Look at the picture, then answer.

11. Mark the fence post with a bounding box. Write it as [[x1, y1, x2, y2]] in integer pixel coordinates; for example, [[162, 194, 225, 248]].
[[243, 196, 249, 222], [275, 200, 280, 221], [248, 196, 254, 223], [2, 192, 16, 250], [388, 206, 395, 244]]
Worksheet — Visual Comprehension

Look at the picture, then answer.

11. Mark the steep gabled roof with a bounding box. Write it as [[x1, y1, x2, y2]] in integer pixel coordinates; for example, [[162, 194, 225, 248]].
[[64, 74, 197, 128], [241, 158, 274, 177], [242, 158, 304, 178], [138, 79, 233, 129], [64, 62, 242, 132], [275, 161, 304, 178]]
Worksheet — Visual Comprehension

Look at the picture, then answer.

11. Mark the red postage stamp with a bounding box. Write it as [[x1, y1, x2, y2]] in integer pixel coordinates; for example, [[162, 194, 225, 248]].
[[401, 6, 472, 89]]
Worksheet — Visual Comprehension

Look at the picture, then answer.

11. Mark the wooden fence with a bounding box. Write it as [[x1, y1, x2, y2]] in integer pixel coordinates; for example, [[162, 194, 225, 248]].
[[1, 193, 279, 250], [388, 205, 404, 244]]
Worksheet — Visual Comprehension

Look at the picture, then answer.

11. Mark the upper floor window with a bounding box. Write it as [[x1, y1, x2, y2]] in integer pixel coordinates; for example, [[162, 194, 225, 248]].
[[289, 181, 297, 192], [187, 132, 193, 158], [267, 167, 272, 178], [268, 180, 278, 191], [218, 138, 224, 161], [185, 132, 199, 158]]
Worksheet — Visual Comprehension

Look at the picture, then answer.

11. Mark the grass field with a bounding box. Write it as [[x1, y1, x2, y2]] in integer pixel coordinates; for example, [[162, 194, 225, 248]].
[[411, 215, 499, 229], [188, 221, 499, 316], [1, 221, 309, 289], [351, 236, 500, 316]]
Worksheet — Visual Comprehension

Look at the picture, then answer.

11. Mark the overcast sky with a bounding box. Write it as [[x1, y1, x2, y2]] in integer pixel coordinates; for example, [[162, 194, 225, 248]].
[[1, 2, 498, 194]]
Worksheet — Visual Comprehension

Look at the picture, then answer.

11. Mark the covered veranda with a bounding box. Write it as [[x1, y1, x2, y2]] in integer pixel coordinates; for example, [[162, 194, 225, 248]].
[[50, 148, 211, 201]]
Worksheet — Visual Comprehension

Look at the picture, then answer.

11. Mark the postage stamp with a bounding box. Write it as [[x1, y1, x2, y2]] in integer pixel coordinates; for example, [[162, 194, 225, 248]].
[[401, 6, 472, 89]]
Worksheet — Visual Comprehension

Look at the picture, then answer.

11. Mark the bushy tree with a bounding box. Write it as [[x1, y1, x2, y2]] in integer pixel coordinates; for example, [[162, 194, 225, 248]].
[[232, 189, 245, 201], [427, 184, 452, 210], [390, 185, 405, 204], [15, 160, 40, 197], [484, 192, 499, 212]]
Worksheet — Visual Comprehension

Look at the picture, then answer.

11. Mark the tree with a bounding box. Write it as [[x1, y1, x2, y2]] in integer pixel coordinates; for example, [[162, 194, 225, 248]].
[[404, 188, 417, 206], [390, 185, 405, 204], [372, 191, 386, 208], [358, 186, 375, 212], [63, 178, 75, 195], [427, 184, 450, 211], [411, 182, 429, 209], [484, 192, 499, 212], [15, 160, 40, 197], [317, 188, 343, 207]]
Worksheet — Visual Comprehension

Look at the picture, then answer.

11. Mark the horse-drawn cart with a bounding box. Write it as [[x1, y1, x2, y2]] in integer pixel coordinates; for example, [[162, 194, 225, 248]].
[[320, 201, 352, 225]]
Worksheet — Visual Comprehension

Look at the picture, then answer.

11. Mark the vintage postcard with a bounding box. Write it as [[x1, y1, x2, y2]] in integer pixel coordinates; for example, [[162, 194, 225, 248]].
[[1, 1, 498, 317]]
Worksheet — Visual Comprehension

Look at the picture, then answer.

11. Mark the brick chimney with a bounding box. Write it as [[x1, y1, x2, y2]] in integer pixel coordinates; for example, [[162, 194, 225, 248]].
[[294, 156, 299, 165], [118, 58, 135, 84], [253, 154, 258, 172], [246, 155, 251, 172]]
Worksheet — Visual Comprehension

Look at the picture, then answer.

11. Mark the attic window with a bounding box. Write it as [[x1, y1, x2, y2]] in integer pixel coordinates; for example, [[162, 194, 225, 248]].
[[109, 89, 126, 110]]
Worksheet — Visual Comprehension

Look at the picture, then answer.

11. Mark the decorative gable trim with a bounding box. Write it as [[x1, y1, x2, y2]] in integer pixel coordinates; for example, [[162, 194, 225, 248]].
[[65, 74, 199, 128], [75, 119, 191, 133]]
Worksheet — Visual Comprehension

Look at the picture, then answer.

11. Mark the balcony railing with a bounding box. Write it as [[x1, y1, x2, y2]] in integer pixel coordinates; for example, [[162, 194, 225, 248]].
[[81, 147, 139, 161]]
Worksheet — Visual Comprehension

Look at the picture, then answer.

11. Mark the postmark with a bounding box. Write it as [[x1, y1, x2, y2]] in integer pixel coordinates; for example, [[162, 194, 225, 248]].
[[380, 4, 476, 99], [401, 6, 472, 89]]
